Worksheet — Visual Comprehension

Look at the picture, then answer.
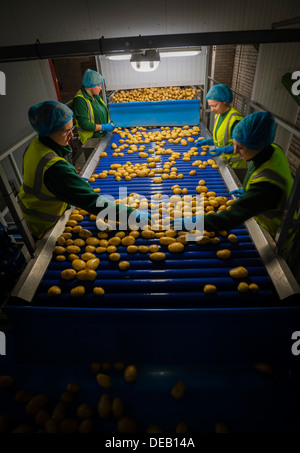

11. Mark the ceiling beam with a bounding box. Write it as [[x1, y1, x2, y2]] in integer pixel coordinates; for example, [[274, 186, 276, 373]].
[[0, 29, 299, 63]]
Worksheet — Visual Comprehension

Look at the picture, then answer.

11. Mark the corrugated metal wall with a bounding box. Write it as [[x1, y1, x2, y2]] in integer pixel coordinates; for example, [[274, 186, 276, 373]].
[[252, 43, 300, 152]]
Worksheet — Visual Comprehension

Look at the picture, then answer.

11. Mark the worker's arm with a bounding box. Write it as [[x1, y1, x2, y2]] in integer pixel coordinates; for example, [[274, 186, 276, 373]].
[[44, 160, 134, 219], [204, 182, 283, 232]]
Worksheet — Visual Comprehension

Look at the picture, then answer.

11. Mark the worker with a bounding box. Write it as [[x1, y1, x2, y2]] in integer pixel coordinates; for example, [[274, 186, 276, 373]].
[[73, 68, 114, 146], [17, 101, 147, 240], [173, 111, 296, 249], [196, 84, 246, 168]]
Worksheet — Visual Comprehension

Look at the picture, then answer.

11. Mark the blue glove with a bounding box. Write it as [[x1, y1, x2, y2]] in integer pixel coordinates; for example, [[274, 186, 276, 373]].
[[171, 215, 204, 231], [208, 145, 234, 156], [229, 189, 243, 198], [101, 123, 114, 132], [195, 138, 214, 147]]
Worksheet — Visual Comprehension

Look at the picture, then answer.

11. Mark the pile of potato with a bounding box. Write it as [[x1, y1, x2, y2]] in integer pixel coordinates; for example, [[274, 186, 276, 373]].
[[111, 86, 197, 103]]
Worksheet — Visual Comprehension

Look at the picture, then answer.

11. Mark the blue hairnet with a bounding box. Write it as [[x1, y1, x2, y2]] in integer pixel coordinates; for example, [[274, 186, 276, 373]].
[[82, 69, 103, 88], [232, 111, 276, 150], [206, 84, 233, 103], [28, 101, 73, 137]]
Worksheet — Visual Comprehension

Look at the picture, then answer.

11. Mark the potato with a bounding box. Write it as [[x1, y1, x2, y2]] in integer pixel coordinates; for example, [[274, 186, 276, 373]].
[[15, 389, 34, 403], [216, 249, 231, 259], [147, 425, 163, 433], [249, 283, 259, 292], [150, 252, 166, 261], [81, 252, 96, 261], [204, 284, 217, 294], [109, 253, 121, 261], [96, 373, 111, 389], [47, 285, 62, 296], [72, 259, 86, 271], [229, 266, 248, 279], [56, 255, 66, 262], [79, 229, 92, 239], [25, 393, 48, 415], [149, 244, 160, 253], [121, 236, 136, 246], [112, 397, 124, 419], [61, 269, 77, 280], [142, 230, 156, 239], [159, 236, 176, 246], [237, 282, 250, 294], [70, 286, 85, 297], [117, 416, 137, 433], [51, 402, 67, 423], [97, 394, 112, 418], [168, 242, 185, 253], [66, 245, 81, 254], [59, 418, 78, 433], [127, 245, 139, 254], [76, 269, 97, 281], [228, 234, 238, 243], [76, 403, 93, 419], [176, 422, 189, 433], [67, 382, 80, 393], [119, 261, 130, 271], [85, 258, 100, 270], [85, 245, 96, 253], [54, 246, 66, 255], [35, 408, 49, 426], [78, 418, 93, 433], [60, 391, 74, 403], [93, 287, 105, 296], [138, 246, 149, 253], [86, 237, 100, 246], [124, 365, 137, 383], [215, 422, 229, 433], [69, 214, 84, 222], [171, 381, 186, 399], [0, 375, 14, 389]]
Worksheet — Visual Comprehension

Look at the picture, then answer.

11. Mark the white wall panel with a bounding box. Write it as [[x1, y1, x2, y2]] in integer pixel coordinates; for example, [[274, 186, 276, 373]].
[[1, 0, 299, 46], [100, 50, 206, 90], [252, 43, 300, 152], [0, 60, 57, 154]]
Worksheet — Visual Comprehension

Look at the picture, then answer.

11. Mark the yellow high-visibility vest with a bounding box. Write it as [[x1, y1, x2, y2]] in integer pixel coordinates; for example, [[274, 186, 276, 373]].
[[74, 89, 109, 145], [245, 144, 296, 248], [18, 137, 68, 238], [213, 107, 246, 168]]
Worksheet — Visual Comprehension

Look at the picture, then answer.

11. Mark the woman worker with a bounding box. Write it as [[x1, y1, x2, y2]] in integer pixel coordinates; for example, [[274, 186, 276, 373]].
[[17, 101, 145, 240], [174, 111, 296, 249], [196, 84, 246, 168], [73, 68, 114, 146]]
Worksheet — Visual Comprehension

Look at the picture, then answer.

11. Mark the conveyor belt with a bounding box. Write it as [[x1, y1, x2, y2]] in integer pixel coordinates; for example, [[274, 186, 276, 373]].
[[34, 126, 278, 308]]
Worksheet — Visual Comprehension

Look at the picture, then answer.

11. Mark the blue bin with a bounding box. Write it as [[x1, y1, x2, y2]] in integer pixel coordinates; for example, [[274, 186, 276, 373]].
[[109, 99, 200, 127]]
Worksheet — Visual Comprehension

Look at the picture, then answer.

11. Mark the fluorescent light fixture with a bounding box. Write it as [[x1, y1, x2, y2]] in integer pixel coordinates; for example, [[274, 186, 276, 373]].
[[160, 50, 200, 57], [105, 48, 201, 64], [130, 49, 160, 72], [107, 54, 131, 60]]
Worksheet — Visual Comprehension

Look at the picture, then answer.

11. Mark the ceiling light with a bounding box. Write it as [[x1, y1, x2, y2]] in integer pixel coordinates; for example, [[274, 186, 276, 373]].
[[130, 49, 160, 72], [106, 54, 131, 60], [160, 50, 200, 58]]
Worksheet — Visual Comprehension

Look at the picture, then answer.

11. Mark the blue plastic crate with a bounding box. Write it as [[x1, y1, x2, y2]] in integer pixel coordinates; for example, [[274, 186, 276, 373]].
[[109, 99, 200, 127]]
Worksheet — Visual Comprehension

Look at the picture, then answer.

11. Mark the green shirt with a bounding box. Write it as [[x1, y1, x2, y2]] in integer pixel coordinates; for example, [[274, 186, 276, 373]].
[[204, 145, 283, 233], [73, 86, 109, 138], [40, 137, 134, 220]]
